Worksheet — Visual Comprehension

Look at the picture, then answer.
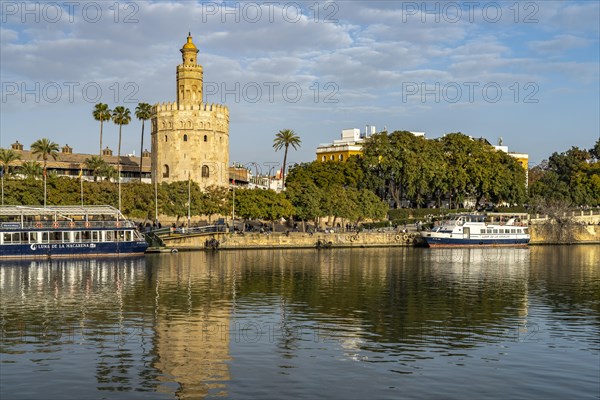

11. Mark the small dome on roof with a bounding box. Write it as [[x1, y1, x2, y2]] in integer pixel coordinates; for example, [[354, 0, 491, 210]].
[[182, 32, 197, 50]]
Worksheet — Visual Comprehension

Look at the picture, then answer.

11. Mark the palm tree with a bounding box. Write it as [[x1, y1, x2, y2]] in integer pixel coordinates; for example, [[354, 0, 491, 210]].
[[0, 148, 21, 176], [135, 102, 152, 181], [101, 165, 118, 182], [0, 148, 22, 205], [93, 103, 112, 156], [112, 106, 132, 210], [85, 155, 108, 182], [272, 129, 301, 188], [31, 138, 59, 207], [18, 161, 43, 179]]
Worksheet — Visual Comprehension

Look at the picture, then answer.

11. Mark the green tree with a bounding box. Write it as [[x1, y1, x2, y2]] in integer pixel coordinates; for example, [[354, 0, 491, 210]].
[[93, 103, 112, 156], [202, 185, 229, 222], [0, 148, 21, 177], [273, 129, 301, 186], [85, 155, 108, 182], [17, 161, 43, 179], [285, 179, 323, 231], [135, 102, 152, 181], [31, 138, 60, 207], [0, 148, 22, 205], [112, 106, 132, 210]]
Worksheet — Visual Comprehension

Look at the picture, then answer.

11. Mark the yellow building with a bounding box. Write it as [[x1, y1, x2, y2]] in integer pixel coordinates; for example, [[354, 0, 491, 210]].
[[151, 34, 230, 189], [316, 128, 367, 162], [316, 128, 426, 162]]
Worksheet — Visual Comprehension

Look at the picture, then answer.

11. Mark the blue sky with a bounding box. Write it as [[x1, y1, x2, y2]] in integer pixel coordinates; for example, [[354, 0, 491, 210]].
[[1, 0, 598, 170]]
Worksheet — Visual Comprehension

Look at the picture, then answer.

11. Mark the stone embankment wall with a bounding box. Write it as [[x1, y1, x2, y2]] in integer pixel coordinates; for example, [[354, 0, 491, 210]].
[[529, 224, 600, 245], [162, 231, 422, 250]]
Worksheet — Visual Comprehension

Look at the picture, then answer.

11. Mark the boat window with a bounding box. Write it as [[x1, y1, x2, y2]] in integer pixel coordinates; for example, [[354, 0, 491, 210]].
[[73, 231, 81, 242], [28, 232, 38, 243], [82, 231, 91, 241], [524, 228, 529, 234], [42, 232, 49, 243], [493, 229, 498, 234], [106, 231, 114, 241], [63, 232, 70, 243], [92, 231, 99, 242], [511, 229, 516, 234], [50, 232, 61, 243]]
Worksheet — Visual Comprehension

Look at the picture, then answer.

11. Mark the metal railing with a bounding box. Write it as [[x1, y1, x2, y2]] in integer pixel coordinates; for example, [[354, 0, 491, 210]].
[[154, 225, 227, 237], [0, 220, 137, 230]]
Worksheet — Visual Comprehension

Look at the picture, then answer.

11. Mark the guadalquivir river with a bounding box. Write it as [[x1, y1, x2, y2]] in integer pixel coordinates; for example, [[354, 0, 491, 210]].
[[1, 246, 599, 400]]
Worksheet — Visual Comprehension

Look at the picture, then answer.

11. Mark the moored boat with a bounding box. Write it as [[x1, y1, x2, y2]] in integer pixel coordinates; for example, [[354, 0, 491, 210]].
[[420, 213, 530, 247], [0, 205, 148, 258]]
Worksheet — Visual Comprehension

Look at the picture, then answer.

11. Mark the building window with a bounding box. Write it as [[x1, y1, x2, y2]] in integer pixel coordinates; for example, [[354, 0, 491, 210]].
[[203, 135, 208, 142], [202, 165, 209, 178], [322, 156, 326, 162], [339, 154, 344, 161], [183, 134, 188, 142], [165, 135, 168, 142], [163, 164, 169, 178], [330, 155, 334, 161]]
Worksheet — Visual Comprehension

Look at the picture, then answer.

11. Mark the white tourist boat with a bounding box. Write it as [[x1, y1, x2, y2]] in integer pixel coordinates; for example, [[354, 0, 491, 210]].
[[0, 205, 148, 258], [420, 213, 530, 247]]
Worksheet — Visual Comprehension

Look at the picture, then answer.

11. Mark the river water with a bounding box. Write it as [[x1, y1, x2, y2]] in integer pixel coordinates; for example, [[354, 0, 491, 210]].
[[1, 246, 599, 399]]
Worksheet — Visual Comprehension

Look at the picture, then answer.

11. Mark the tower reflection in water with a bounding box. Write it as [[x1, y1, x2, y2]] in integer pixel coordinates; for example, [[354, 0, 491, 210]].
[[1, 245, 598, 399]]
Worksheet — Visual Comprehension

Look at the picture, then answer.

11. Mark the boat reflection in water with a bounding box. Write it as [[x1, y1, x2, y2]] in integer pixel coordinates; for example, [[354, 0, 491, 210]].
[[1, 246, 598, 399]]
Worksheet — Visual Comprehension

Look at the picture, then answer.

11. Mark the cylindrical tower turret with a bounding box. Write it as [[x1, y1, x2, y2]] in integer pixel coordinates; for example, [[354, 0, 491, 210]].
[[177, 33, 203, 104]]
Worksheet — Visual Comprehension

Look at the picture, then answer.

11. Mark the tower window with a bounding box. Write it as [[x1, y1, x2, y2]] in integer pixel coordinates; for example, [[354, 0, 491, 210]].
[[202, 165, 209, 178], [203, 135, 208, 142], [322, 156, 326, 162], [165, 135, 168, 142], [162, 164, 170, 178], [183, 134, 188, 142], [339, 154, 344, 161]]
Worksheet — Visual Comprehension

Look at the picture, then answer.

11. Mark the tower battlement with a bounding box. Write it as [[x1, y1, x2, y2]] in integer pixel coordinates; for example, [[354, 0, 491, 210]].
[[154, 102, 229, 114]]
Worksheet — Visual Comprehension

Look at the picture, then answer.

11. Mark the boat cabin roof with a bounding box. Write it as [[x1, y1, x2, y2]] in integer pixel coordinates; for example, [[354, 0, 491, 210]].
[[0, 205, 123, 218]]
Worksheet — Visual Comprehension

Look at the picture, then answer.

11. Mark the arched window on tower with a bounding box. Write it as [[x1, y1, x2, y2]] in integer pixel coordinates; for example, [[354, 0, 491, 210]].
[[201, 165, 210, 178], [165, 135, 168, 142], [203, 135, 208, 142], [163, 164, 170, 178], [183, 134, 188, 142]]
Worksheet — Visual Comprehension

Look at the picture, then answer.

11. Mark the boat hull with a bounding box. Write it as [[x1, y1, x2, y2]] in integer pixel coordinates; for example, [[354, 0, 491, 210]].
[[0, 241, 148, 259], [423, 237, 529, 247]]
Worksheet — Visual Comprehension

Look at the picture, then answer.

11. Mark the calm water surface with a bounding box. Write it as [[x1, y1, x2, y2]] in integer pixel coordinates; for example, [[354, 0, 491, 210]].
[[1, 246, 599, 399]]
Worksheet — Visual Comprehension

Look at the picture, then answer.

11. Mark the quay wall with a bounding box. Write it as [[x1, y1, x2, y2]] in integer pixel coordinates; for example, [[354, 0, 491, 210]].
[[161, 231, 420, 250], [160, 225, 600, 250], [529, 224, 600, 245]]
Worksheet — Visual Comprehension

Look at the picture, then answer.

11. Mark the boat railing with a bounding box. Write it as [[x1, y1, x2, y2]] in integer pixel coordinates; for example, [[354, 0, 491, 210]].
[[1, 220, 137, 230]]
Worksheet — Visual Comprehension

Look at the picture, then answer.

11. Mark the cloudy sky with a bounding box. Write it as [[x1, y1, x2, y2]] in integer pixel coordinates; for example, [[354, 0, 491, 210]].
[[1, 0, 598, 170]]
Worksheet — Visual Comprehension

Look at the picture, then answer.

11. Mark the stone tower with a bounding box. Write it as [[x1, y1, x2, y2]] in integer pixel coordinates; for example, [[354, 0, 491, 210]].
[[151, 33, 229, 189]]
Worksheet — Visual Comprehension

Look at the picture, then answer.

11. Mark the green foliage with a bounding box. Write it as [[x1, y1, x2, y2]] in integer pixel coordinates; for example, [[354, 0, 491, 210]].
[[93, 103, 111, 155], [233, 188, 294, 222], [273, 128, 301, 185], [30, 138, 59, 172], [285, 161, 388, 225], [360, 131, 527, 208], [0, 148, 22, 176], [18, 161, 43, 179], [529, 142, 599, 206]]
